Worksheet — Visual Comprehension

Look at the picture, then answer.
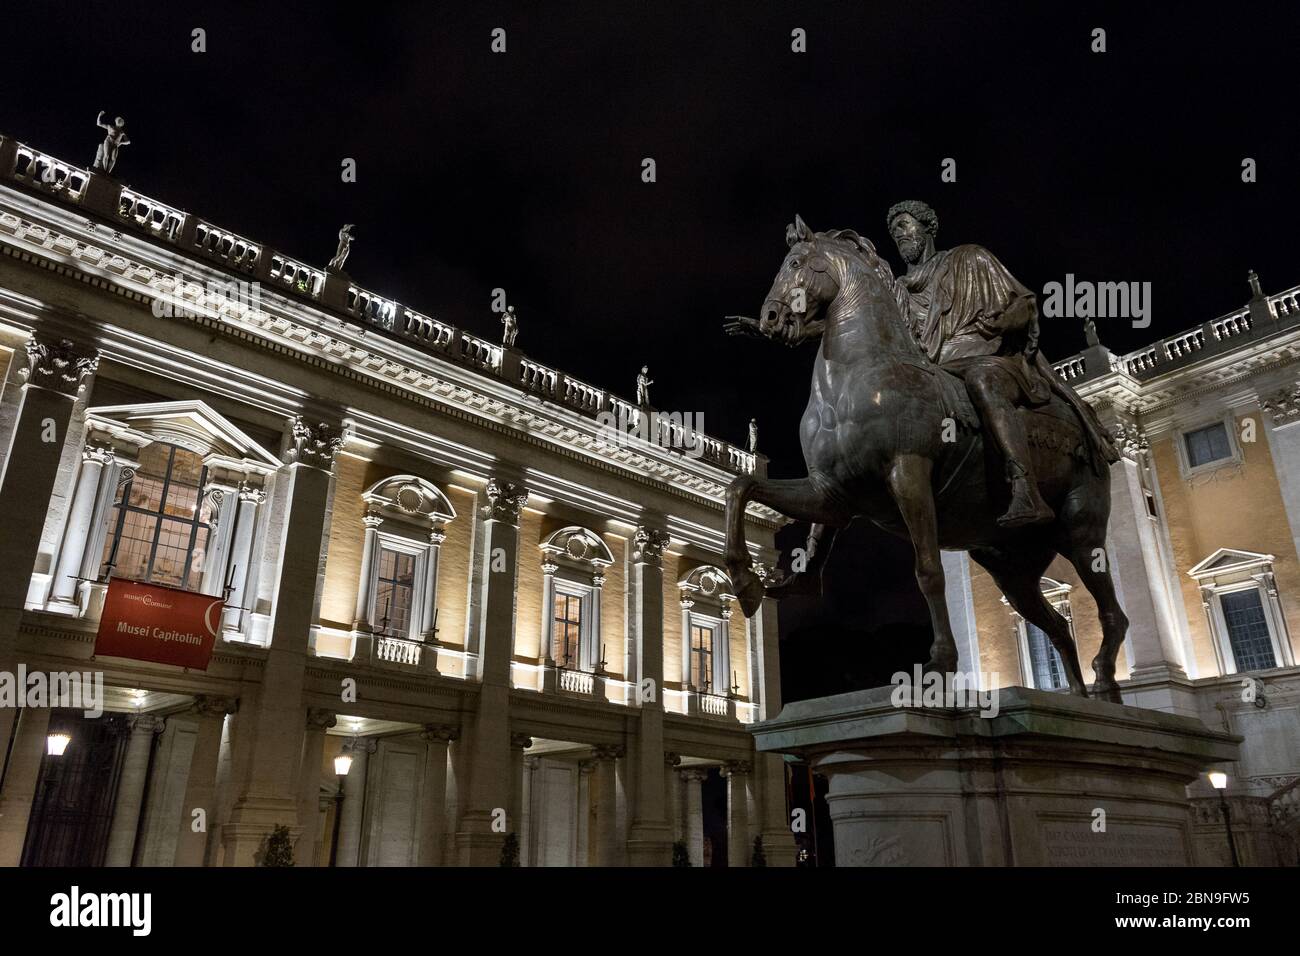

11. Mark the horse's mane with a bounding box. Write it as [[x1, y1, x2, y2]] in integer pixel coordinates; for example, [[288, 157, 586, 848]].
[[813, 228, 912, 322]]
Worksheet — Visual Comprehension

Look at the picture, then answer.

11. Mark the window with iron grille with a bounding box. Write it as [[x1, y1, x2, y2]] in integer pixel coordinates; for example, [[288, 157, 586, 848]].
[[99, 443, 212, 591], [553, 590, 584, 667], [691, 622, 715, 691], [1220, 589, 1279, 672], [374, 547, 416, 636]]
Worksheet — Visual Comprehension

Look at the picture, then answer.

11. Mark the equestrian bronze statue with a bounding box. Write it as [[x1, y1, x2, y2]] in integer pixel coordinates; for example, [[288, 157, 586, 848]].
[[723, 205, 1126, 701]]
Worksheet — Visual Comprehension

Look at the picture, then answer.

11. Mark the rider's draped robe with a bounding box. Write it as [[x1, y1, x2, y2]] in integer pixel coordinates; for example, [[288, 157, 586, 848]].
[[899, 244, 1119, 473]]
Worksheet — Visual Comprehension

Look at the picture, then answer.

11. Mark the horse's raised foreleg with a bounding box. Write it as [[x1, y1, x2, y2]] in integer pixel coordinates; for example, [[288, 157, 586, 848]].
[[886, 454, 959, 673], [724, 475, 842, 616]]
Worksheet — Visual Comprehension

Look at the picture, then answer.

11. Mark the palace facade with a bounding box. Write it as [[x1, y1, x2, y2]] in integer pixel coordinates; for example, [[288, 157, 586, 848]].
[[0, 135, 793, 867], [944, 277, 1300, 864]]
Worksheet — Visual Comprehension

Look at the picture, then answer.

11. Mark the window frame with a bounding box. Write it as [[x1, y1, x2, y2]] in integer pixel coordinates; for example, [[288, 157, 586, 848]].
[[551, 579, 592, 670], [688, 613, 720, 693], [366, 530, 431, 641], [1189, 549, 1293, 675], [1207, 581, 1283, 675], [100, 442, 213, 591], [1174, 414, 1243, 480]]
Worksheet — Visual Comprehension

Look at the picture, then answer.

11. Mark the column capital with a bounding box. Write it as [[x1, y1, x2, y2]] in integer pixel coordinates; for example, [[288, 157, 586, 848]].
[[429, 525, 447, 546], [591, 744, 625, 762], [362, 512, 385, 530], [305, 708, 337, 731], [591, 571, 606, 589], [127, 713, 165, 735], [722, 760, 752, 777], [421, 724, 459, 743], [665, 751, 682, 769], [1261, 383, 1300, 428], [481, 478, 528, 525], [632, 526, 670, 567], [344, 737, 378, 756], [1109, 421, 1150, 460], [237, 479, 268, 505], [678, 767, 708, 782], [194, 695, 239, 720], [680, 597, 695, 611], [82, 439, 116, 466], [720, 603, 734, 621], [20, 336, 99, 396], [289, 416, 347, 469], [510, 733, 534, 751], [541, 560, 559, 576], [578, 760, 597, 776]]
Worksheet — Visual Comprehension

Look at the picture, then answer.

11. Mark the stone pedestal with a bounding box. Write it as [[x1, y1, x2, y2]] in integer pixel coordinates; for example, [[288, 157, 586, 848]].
[[751, 685, 1240, 867]]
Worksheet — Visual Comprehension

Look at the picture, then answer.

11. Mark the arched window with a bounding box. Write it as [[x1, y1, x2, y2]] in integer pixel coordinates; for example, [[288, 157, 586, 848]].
[[99, 442, 213, 590]]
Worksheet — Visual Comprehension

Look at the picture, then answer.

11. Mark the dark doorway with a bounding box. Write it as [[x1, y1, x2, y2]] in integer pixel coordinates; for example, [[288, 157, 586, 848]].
[[701, 766, 728, 867], [22, 712, 128, 867]]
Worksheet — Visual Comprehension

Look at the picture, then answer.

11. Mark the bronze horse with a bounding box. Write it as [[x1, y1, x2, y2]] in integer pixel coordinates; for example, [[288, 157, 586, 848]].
[[723, 218, 1126, 702]]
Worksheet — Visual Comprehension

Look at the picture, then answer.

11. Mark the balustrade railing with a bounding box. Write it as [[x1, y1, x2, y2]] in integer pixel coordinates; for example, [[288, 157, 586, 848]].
[[0, 135, 761, 477], [270, 253, 324, 298], [374, 634, 422, 667], [193, 220, 260, 272], [460, 333, 502, 371], [346, 285, 397, 330], [12, 145, 89, 201], [700, 692, 730, 717], [399, 308, 455, 350], [558, 668, 594, 695], [521, 357, 558, 396], [118, 189, 186, 242]]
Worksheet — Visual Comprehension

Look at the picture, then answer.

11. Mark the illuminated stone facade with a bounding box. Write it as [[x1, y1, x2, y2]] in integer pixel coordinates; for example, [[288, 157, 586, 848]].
[[0, 135, 793, 867]]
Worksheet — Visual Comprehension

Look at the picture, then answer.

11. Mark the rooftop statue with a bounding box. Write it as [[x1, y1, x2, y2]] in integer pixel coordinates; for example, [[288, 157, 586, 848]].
[[92, 112, 130, 176], [636, 365, 654, 407], [328, 224, 354, 274], [723, 209, 1124, 701], [501, 305, 519, 347]]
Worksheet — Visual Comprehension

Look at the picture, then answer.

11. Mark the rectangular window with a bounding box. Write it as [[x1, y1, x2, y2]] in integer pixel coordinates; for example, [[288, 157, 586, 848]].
[[1025, 622, 1068, 690], [375, 547, 416, 636], [553, 591, 584, 667], [1184, 422, 1232, 468], [691, 623, 715, 691], [1219, 589, 1278, 672]]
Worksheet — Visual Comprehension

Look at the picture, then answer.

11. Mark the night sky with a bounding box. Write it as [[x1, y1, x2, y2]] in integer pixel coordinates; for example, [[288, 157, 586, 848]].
[[9, 3, 1299, 699]]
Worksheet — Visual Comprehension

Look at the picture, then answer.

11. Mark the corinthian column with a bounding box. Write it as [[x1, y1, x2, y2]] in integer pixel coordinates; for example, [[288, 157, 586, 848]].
[[223, 416, 344, 866], [48, 440, 115, 608], [457, 477, 527, 865], [0, 337, 97, 784]]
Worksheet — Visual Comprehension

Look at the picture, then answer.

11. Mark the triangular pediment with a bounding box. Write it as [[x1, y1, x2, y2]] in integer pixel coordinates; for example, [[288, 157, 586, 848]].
[[1187, 548, 1274, 578], [87, 400, 281, 469]]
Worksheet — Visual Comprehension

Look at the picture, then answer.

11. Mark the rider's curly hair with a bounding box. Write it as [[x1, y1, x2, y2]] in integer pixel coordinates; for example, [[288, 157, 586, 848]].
[[886, 200, 938, 237]]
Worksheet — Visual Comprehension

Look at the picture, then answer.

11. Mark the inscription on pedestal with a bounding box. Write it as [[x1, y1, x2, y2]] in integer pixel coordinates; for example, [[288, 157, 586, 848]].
[[1041, 823, 1189, 866]]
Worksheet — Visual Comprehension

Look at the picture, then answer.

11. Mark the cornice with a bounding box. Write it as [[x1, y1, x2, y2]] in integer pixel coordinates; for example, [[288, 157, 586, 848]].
[[0, 194, 781, 528]]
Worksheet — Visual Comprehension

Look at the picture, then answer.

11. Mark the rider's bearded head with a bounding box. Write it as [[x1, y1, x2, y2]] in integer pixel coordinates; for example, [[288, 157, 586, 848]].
[[887, 200, 938, 265]]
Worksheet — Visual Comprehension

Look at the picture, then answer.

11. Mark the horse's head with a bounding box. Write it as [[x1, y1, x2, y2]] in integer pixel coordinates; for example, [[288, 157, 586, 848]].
[[759, 215, 892, 346]]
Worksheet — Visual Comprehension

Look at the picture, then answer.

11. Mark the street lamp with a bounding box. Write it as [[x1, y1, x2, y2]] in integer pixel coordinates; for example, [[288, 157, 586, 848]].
[[46, 733, 71, 757], [1209, 771, 1240, 867], [328, 750, 353, 867]]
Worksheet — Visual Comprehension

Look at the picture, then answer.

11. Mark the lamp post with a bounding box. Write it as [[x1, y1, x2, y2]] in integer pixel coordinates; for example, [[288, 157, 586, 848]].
[[329, 752, 353, 867], [46, 732, 71, 757], [1209, 771, 1240, 867]]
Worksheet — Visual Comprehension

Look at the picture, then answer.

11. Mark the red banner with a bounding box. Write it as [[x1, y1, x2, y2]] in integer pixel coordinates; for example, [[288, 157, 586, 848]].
[[94, 579, 224, 670]]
